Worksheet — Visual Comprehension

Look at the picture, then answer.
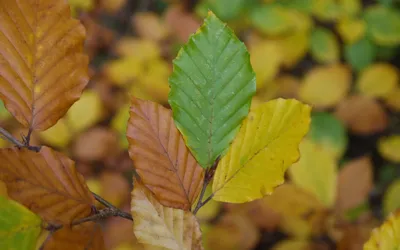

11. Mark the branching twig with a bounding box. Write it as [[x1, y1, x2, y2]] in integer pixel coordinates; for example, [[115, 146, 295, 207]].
[[193, 157, 220, 215], [92, 192, 133, 220], [0, 126, 41, 152]]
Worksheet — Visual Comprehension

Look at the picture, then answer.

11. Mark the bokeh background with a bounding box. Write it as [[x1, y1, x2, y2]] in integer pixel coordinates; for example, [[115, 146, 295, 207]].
[[1, 0, 400, 249]]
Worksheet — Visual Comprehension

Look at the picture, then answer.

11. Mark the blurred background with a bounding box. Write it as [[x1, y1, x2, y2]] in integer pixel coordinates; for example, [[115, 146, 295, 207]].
[[1, 0, 400, 249]]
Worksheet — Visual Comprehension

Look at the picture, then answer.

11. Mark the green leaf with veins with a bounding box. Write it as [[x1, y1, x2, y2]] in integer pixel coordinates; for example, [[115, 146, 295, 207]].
[[168, 12, 256, 168]]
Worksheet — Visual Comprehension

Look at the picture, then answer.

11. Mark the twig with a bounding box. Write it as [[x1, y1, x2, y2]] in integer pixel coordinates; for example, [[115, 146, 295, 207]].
[[0, 126, 41, 152], [193, 157, 220, 215], [92, 192, 133, 220]]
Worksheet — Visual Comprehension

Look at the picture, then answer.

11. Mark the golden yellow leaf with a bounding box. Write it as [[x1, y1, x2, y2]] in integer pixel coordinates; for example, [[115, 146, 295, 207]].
[[357, 63, 398, 98], [131, 182, 203, 250], [383, 179, 400, 217], [272, 239, 310, 250], [250, 41, 282, 89], [290, 139, 338, 207], [114, 38, 160, 60], [105, 57, 143, 85], [299, 64, 351, 109], [212, 98, 311, 203], [336, 18, 365, 44], [132, 13, 169, 42], [264, 184, 327, 238], [286, 10, 313, 33], [379, 136, 400, 163], [364, 211, 400, 250], [39, 119, 71, 148], [111, 104, 130, 149], [278, 31, 309, 68], [66, 90, 103, 134], [0, 0, 89, 131]]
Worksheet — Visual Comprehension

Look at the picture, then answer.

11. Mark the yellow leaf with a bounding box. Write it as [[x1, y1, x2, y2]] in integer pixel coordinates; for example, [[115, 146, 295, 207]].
[[364, 211, 400, 250], [68, 0, 94, 13], [131, 182, 203, 250], [278, 31, 309, 68], [312, 0, 342, 21], [114, 38, 160, 60], [212, 98, 311, 203], [66, 90, 103, 134], [286, 11, 313, 33], [379, 135, 400, 163], [289, 139, 338, 207], [337, 18, 365, 44], [264, 184, 327, 238], [39, 119, 71, 148], [272, 239, 310, 250], [299, 64, 351, 109], [105, 57, 143, 85], [384, 179, 400, 216], [338, 0, 361, 17], [250, 41, 282, 89], [111, 104, 130, 149], [384, 87, 400, 111], [357, 63, 398, 98]]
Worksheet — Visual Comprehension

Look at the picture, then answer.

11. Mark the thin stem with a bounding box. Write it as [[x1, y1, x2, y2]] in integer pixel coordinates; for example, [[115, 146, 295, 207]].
[[92, 192, 133, 220], [193, 157, 220, 215], [0, 126, 41, 152]]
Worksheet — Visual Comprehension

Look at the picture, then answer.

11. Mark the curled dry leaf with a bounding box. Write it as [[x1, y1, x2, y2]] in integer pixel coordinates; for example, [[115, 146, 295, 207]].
[[336, 156, 373, 214], [0, 0, 89, 130], [213, 99, 311, 203], [334, 95, 388, 135], [299, 64, 351, 109], [131, 181, 203, 250], [42, 222, 105, 250], [127, 98, 204, 210], [0, 147, 94, 224]]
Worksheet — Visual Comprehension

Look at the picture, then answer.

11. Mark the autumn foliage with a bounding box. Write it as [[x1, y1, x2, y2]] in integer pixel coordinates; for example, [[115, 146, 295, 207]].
[[1, 0, 400, 250]]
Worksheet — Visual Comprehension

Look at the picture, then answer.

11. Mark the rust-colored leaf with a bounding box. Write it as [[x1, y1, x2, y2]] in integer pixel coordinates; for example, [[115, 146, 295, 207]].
[[127, 98, 204, 210], [43, 222, 105, 250], [336, 156, 373, 214], [0, 0, 89, 130], [0, 147, 94, 224]]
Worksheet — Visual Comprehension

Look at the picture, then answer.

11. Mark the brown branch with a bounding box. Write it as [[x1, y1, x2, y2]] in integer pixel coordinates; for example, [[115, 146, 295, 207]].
[[193, 157, 220, 215], [0, 126, 41, 152], [92, 192, 133, 220]]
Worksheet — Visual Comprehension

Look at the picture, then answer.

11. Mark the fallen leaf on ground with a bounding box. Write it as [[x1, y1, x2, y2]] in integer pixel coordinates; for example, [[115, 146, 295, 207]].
[[357, 63, 398, 98], [378, 135, 400, 163]]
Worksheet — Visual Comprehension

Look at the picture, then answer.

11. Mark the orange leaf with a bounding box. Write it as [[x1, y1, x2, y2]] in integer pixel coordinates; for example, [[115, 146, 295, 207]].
[[0, 147, 94, 224], [0, 0, 89, 130], [127, 98, 204, 210], [336, 156, 373, 214], [42, 222, 105, 250]]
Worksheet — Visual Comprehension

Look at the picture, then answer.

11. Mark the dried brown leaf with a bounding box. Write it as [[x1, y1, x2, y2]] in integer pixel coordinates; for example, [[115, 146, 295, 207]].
[[0, 147, 94, 224], [131, 181, 203, 250], [0, 0, 89, 130], [336, 156, 373, 214], [335, 95, 388, 135], [127, 98, 204, 210], [43, 222, 105, 250]]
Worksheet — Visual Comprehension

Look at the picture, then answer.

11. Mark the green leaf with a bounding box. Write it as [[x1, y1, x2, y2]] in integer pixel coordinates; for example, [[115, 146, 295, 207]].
[[308, 112, 347, 159], [0, 196, 41, 250], [364, 5, 400, 46], [169, 12, 256, 169], [207, 0, 247, 21], [344, 37, 376, 71], [310, 27, 340, 63], [250, 4, 293, 36]]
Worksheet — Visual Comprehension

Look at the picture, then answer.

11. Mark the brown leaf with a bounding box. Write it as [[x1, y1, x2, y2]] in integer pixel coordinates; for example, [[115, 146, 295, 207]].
[[131, 181, 203, 250], [0, 147, 94, 224], [127, 98, 204, 210], [73, 127, 119, 162], [43, 222, 105, 250], [336, 156, 373, 214], [0, 0, 89, 130], [334, 95, 388, 135], [164, 5, 201, 43]]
